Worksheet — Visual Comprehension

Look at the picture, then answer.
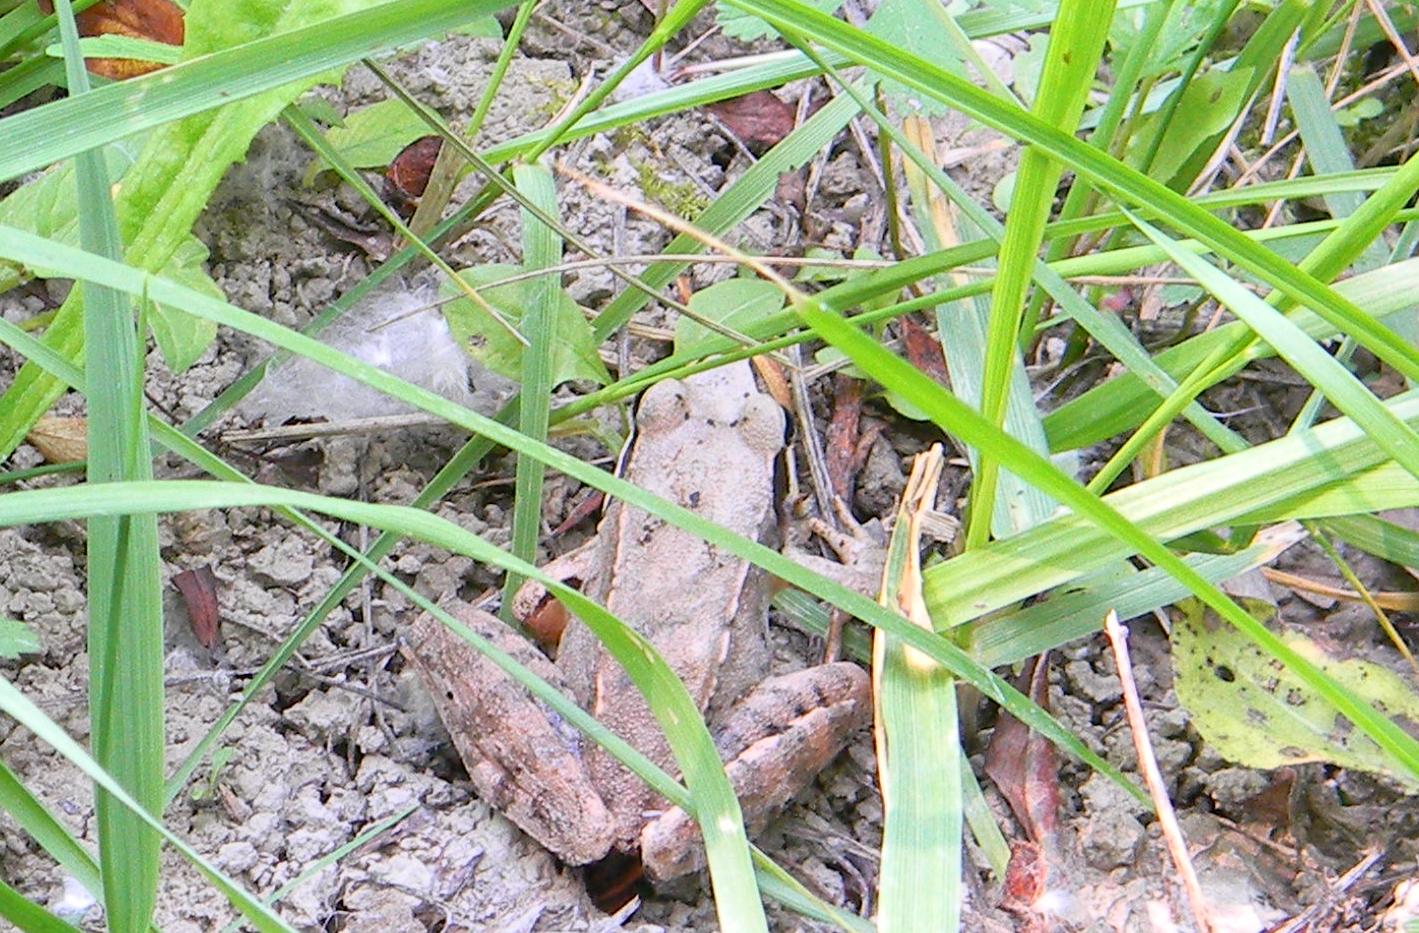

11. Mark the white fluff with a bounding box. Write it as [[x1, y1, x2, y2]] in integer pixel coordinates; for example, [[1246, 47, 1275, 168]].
[[239, 277, 508, 425]]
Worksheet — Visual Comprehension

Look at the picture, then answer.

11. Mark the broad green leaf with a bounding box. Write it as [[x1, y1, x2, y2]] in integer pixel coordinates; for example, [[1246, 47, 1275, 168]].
[[866, 0, 966, 116], [150, 237, 223, 373], [0, 617, 40, 659], [300, 97, 432, 186], [717, 0, 841, 40], [674, 278, 784, 352], [0, 142, 140, 293], [441, 265, 609, 386], [1129, 66, 1253, 183], [1174, 599, 1419, 789]]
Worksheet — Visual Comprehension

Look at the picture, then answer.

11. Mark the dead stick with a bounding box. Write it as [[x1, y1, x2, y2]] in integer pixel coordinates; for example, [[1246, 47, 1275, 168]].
[[1102, 610, 1213, 933]]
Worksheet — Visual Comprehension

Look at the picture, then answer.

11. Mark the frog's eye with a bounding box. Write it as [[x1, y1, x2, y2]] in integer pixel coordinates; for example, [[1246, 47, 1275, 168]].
[[737, 394, 786, 458], [636, 378, 691, 435]]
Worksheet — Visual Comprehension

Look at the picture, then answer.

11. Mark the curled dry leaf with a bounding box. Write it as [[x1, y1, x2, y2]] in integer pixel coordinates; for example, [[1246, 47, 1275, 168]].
[[386, 135, 444, 202], [172, 565, 221, 650], [39, 0, 184, 80], [26, 415, 87, 463], [983, 652, 1062, 846]]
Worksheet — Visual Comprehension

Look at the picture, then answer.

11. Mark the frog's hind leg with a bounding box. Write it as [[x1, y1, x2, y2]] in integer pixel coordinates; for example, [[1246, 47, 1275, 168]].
[[404, 600, 616, 866], [639, 661, 871, 882]]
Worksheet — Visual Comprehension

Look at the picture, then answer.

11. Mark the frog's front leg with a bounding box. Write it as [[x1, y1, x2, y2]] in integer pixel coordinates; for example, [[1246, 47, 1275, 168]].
[[404, 599, 616, 865], [639, 661, 871, 881]]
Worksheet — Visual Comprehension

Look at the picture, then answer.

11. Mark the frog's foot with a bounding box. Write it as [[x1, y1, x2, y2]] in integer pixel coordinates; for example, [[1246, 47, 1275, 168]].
[[638, 661, 871, 882], [404, 600, 615, 865], [784, 497, 889, 598]]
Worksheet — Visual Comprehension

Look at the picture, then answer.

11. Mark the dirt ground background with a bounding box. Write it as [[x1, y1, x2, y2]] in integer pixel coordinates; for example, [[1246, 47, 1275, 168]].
[[1, 3, 1416, 931]]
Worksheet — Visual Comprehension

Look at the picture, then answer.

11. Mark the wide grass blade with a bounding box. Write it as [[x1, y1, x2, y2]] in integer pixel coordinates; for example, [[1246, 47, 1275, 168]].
[[502, 162, 561, 614], [54, 3, 163, 928]]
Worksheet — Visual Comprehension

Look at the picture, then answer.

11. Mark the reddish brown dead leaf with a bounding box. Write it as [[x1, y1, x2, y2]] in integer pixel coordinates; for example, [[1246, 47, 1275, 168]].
[[705, 90, 797, 150], [983, 653, 1061, 845], [550, 489, 604, 539], [825, 372, 863, 504], [386, 135, 443, 202], [26, 415, 87, 463], [39, 0, 184, 80], [899, 316, 951, 387], [173, 565, 221, 650]]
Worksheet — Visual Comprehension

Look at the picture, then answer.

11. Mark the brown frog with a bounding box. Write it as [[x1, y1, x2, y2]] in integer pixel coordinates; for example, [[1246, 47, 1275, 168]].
[[405, 362, 870, 882]]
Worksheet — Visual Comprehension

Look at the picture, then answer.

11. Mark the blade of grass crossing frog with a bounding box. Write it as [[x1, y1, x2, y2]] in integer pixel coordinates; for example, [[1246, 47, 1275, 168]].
[[968, 0, 1114, 550], [0, 478, 774, 929], [502, 162, 560, 617], [875, 448, 962, 932], [793, 294, 1419, 784], [0, 678, 295, 932], [722, 0, 1419, 389], [55, 5, 163, 929]]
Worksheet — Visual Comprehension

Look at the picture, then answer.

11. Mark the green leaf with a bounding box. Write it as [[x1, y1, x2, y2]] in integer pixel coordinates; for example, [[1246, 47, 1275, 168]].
[[150, 237, 222, 373], [440, 265, 609, 386], [0, 617, 39, 659], [1173, 598, 1419, 789], [0, 142, 140, 293], [674, 278, 784, 352], [1129, 67, 1253, 183], [717, 0, 842, 40], [300, 97, 432, 186], [866, 0, 964, 116]]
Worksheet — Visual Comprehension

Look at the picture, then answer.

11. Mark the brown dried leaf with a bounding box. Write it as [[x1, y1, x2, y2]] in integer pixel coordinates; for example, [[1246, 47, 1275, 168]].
[[26, 415, 87, 463], [705, 90, 797, 150], [172, 565, 221, 650], [983, 653, 1061, 844], [899, 316, 951, 387], [386, 135, 443, 201], [39, 0, 184, 80]]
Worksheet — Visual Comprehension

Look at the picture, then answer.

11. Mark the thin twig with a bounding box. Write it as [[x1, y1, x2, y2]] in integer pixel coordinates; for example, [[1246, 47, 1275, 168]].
[[1103, 610, 1214, 933]]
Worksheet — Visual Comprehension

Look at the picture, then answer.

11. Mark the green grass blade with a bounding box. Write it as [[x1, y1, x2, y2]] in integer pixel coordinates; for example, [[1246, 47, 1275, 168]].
[[54, 3, 162, 928], [968, 0, 1114, 549], [1125, 209, 1419, 482], [723, 0, 1419, 388], [0, 756, 102, 900], [0, 876, 81, 933], [501, 161, 560, 614]]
